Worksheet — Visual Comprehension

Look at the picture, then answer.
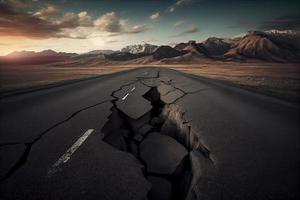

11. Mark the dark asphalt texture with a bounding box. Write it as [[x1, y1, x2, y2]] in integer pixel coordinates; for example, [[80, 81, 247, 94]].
[[0, 67, 299, 200]]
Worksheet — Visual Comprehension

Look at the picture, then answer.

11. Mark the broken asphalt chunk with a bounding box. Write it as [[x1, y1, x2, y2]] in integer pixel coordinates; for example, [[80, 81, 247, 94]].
[[103, 130, 127, 151], [140, 132, 188, 175], [147, 176, 172, 200], [150, 117, 164, 127], [138, 124, 153, 136], [161, 90, 185, 104]]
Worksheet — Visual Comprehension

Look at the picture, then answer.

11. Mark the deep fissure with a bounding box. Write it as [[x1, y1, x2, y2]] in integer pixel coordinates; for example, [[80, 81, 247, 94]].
[[102, 85, 210, 200]]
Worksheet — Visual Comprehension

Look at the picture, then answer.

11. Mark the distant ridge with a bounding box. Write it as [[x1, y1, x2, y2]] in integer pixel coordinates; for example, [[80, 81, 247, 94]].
[[1, 50, 77, 65], [83, 50, 115, 55], [1, 30, 299, 66]]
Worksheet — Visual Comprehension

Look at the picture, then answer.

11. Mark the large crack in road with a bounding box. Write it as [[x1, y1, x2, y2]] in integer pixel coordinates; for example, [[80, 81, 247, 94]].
[[1, 68, 212, 200], [101, 69, 212, 200], [1, 67, 299, 200]]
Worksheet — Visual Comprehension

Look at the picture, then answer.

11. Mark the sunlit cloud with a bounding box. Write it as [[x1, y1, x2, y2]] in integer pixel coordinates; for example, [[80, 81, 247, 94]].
[[78, 11, 93, 26], [168, 0, 195, 13], [150, 12, 160, 20], [94, 11, 126, 32], [174, 20, 185, 27], [34, 4, 61, 20], [0, 1, 153, 42], [128, 24, 152, 34], [106, 40, 118, 43]]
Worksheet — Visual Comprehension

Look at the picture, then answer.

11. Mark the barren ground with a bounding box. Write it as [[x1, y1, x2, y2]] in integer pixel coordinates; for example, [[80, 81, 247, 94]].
[[1, 61, 299, 102]]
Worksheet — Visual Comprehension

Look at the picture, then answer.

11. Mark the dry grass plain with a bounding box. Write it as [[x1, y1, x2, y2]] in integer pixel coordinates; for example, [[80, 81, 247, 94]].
[[1, 61, 299, 102], [0, 65, 133, 92], [165, 61, 300, 102]]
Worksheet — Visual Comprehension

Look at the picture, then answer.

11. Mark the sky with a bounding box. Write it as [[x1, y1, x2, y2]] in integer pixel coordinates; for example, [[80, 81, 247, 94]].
[[0, 0, 299, 55]]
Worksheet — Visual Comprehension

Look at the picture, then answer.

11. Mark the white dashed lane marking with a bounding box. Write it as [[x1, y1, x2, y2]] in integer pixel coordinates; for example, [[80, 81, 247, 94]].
[[122, 93, 130, 100], [122, 86, 135, 101], [47, 129, 94, 176]]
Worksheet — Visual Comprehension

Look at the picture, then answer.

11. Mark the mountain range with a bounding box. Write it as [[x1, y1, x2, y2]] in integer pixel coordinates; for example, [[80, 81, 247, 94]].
[[1, 30, 299, 66], [0, 50, 77, 65]]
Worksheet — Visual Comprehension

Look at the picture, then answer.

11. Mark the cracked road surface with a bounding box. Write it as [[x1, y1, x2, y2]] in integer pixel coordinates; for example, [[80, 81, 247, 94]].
[[0, 67, 299, 200]]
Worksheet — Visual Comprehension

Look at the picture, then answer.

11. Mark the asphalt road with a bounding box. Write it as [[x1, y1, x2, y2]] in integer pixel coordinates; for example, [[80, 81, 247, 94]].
[[0, 67, 299, 200]]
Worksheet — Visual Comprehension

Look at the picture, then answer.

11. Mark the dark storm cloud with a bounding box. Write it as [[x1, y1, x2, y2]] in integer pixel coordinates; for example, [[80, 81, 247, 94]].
[[4, 0, 36, 8], [0, 3, 91, 39], [259, 15, 300, 31], [0, 3, 62, 38]]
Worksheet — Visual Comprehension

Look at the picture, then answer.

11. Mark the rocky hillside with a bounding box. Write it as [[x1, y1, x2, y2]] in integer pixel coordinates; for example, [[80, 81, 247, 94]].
[[225, 31, 300, 62], [152, 46, 184, 59]]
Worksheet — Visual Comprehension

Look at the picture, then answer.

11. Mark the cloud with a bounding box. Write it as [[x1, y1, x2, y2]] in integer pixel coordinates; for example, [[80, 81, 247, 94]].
[[94, 12, 125, 32], [34, 4, 61, 19], [0, 42, 9, 46], [172, 26, 199, 37], [0, 2, 151, 40], [259, 15, 300, 31], [174, 20, 185, 27], [0, 3, 93, 39], [128, 24, 152, 34], [150, 12, 160, 20], [0, 3, 61, 38], [59, 12, 80, 28], [60, 26, 95, 39], [173, 20, 198, 36], [78, 11, 93, 26], [181, 26, 198, 34], [5, 0, 36, 8], [34, 4, 93, 27], [168, 0, 195, 13], [57, 11, 93, 28], [106, 40, 119, 43]]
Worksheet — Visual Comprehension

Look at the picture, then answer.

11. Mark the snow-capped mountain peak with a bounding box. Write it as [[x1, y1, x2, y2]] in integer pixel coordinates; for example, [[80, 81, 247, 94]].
[[121, 43, 158, 54]]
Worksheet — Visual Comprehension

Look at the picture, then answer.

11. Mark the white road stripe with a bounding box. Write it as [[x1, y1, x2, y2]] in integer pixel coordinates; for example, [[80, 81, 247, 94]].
[[122, 93, 130, 100], [121, 86, 135, 101], [47, 129, 94, 176]]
